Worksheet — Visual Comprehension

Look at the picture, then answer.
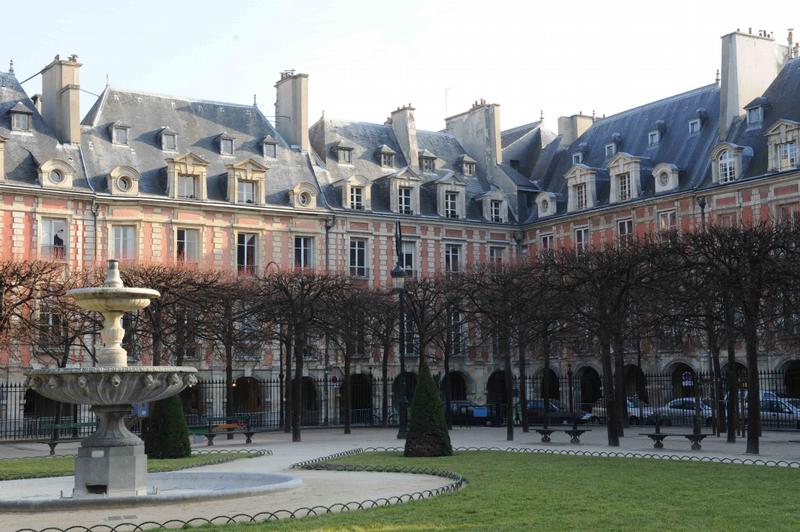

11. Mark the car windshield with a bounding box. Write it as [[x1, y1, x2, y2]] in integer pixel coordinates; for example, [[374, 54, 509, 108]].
[[787, 398, 800, 409]]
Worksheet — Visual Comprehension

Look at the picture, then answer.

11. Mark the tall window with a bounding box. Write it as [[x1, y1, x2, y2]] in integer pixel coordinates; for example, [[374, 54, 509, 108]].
[[178, 174, 197, 198], [237, 233, 257, 274], [448, 308, 465, 356], [574, 227, 589, 252], [238, 180, 256, 204], [658, 210, 677, 233], [176, 228, 199, 264], [574, 183, 587, 210], [41, 218, 66, 260], [445, 244, 461, 273], [778, 141, 798, 170], [718, 150, 735, 183], [778, 203, 800, 224], [402, 314, 419, 356], [294, 236, 314, 270], [421, 157, 435, 172], [398, 187, 413, 214], [445, 192, 459, 218], [350, 186, 364, 210], [540, 233, 554, 252], [113, 226, 135, 261], [618, 219, 634, 245], [401, 241, 416, 276], [38, 304, 63, 348], [489, 246, 505, 265], [349, 238, 368, 278], [175, 307, 197, 360], [490, 200, 503, 222], [605, 143, 616, 158], [747, 107, 763, 127], [618, 173, 631, 201]]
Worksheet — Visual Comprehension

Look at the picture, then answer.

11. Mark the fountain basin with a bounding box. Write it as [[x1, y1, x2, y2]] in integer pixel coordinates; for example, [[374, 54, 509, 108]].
[[66, 287, 160, 313], [26, 367, 197, 405], [0, 472, 302, 510]]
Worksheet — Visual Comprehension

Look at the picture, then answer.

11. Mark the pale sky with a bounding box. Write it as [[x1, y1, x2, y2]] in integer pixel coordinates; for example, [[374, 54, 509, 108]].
[[2, 0, 795, 133]]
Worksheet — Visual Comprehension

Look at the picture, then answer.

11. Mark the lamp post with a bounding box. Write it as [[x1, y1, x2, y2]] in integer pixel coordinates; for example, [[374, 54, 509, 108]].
[[391, 261, 408, 439], [696, 196, 707, 231]]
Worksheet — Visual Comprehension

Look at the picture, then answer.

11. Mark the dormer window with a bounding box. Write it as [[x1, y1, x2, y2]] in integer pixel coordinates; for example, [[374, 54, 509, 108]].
[[339, 148, 352, 164], [747, 106, 763, 128], [766, 119, 800, 173], [778, 141, 798, 170], [238, 180, 256, 204], [350, 186, 364, 210], [718, 150, 735, 183], [688, 119, 701, 135], [399, 187, 413, 214], [648, 131, 660, 147], [604, 143, 616, 158], [263, 137, 278, 158], [9, 103, 32, 132], [160, 128, 177, 151], [445, 191, 459, 218], [178, 174, 198, 199], [572, 153, 583, 164], [711, 143, 748, 184], [463, 162, 475, 176], [382, 152, 395, 168], [490, 200, 503, 222], [419, 150, 437, 173], [574, 183, 587, 210], [220, 134, 235, 156], [617, 173, 631, 201], [111, 122, 130, 145]]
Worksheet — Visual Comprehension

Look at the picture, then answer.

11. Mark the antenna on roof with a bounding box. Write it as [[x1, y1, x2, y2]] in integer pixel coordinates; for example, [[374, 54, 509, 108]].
[[715, 69, 720, 84], [8, 59, 13, 75]]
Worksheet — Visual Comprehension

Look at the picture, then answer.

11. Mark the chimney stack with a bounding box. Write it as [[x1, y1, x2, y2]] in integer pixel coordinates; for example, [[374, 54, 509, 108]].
[[445, 101, 502, 173], [41, 54, 82, 144], [557, 114, 594, 146], [0, 135, 6, 182], [274, 71, 310, 152], [719, 30, 789, 138], [390, 104, 419, 171]]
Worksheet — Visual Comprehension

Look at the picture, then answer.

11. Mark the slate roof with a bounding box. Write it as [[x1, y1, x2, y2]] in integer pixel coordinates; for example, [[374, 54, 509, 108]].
[[501, 121, 541, 148], [0, 71, 88, 188], [533, 83, 721, 217], [80, 87, 318, 205], [310, 118, 506, 222]]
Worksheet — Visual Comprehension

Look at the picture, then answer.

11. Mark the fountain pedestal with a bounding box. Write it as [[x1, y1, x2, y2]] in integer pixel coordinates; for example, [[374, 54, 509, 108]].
[[25, 260, 197, 499]]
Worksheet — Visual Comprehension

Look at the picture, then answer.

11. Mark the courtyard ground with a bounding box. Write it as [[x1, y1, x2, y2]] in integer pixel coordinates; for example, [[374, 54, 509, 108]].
[[1, 426, 799, 530]]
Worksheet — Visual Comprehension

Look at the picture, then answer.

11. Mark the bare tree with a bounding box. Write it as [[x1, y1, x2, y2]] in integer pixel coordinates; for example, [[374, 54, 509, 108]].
[[363, 289, 398, 427], [0, 259, 62, 354]]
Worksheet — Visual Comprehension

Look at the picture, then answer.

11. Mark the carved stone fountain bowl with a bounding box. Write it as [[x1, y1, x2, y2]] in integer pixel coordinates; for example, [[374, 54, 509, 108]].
[[25, 367, 198, 405], [66, 287, 161, 313]]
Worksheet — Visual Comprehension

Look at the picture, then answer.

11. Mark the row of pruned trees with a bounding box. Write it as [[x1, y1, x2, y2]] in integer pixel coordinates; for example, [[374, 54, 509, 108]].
[[3, 219, 800, 453]]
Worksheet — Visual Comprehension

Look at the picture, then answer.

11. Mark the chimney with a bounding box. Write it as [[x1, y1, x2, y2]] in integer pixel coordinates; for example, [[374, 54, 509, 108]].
[[720, 30, 789, 138], [557, 114, 594, 146], [31, 94, 42, 114], [390, 104, 419, 171], [0, 135, 6, 182], [444, 100, 502, 174], [274, 71, 310, 152], [41, 54, 82, 144]]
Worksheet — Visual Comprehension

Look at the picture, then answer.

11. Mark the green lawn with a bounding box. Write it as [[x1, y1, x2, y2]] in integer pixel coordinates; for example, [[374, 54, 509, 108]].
[[0, 451, 261, 480], [212, 451, 800, 531]]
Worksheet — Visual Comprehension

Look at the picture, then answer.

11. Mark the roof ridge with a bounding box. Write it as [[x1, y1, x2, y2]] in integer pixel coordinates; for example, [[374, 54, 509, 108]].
[[597, 83, 719, 122], [106, 86, 256, 110]]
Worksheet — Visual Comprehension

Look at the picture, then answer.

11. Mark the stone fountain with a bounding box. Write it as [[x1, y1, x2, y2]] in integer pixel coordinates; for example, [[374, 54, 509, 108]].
[[25, 260, 198, 498]]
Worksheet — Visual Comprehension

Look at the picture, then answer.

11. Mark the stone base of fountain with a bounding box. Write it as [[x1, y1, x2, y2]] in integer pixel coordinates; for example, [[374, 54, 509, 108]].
[[75, 444, 147, 497]]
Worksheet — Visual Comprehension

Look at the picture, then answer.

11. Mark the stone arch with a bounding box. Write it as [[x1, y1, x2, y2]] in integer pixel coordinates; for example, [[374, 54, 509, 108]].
[[540, 368, 560, 401], [342, 373, 373, 425], [623, 364, 648, 402], [781, 360, 800, 397], [392, 372, 417, 413], [442, 371, 468, 401], [232, 376, 261, 414], [575, 366, 602, 410], [666, 362, 696, 398]]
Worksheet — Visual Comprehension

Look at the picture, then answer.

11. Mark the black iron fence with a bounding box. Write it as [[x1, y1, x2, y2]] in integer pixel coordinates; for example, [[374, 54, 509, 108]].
[[1, 367, 798, 441]]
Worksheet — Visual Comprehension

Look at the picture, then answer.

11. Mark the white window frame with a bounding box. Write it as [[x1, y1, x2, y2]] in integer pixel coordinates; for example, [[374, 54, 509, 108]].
[[490, 200, 503, 222], [540, 233, 554, 251], [220, 137, 235, 156], [349, 238, 368, 278], [421, 157, 435, 173], [445, 244, 461, 273], [658, 210, 677, 234], [605, 143, 616, 158], [572, 153, 583, 164], [778, 141, 798, 170], [574, 227, 589, 252], [178, 174, 198, 199], [12, 113, 30, 131], [237, 233, 257, 274], [648, 131, 660, 147], [688, 119, 701, 135], [463, 162, 475, 176], [112, 226, 136, 261], [718, 150, 735, 183], [176, 228, 200, 264], [162, 133, 177, 151], [381, 153, 395, 168], [445, 191, 459, 219], [574, 183, 587, 210], [237, 180, 256, 204], [489, 246, 505, 265], [350, 186, 364, 210], [618, 173, 631, 202], [398, 187, 413, 215], [294, 236, 314, 270], [339, 148, 352, 164], [400, 241, 416, 277], [617, 218, 633, 245], [41, 218, 67, 260]]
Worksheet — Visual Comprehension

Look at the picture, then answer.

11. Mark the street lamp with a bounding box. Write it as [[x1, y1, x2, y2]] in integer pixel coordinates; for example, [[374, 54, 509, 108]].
[[391, 261, 408, 439]]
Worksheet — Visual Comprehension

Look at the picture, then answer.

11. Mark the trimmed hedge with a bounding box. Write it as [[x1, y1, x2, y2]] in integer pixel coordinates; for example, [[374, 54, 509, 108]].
[[404, 360, 452, 457], [143, 394, 191, 459]]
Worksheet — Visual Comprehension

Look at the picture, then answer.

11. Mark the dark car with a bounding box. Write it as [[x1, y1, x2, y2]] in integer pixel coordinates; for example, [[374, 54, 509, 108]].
[[524, 399, 575, 425], [447, 400, 490, 426]]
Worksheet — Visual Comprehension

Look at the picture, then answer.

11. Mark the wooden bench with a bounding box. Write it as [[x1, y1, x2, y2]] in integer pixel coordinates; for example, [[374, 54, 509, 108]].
[[533, 427, 591, 444], [640, 432, 708, 450], [38, 422, 96, 455]]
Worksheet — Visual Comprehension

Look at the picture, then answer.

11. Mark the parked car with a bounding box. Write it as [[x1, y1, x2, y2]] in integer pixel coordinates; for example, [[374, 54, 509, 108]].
[[590, 397, 654, 425], [652, 398, 714, 426], [447, 400, 490, 426], [748, 399, 800, 429], [524, 399, 578, 425]]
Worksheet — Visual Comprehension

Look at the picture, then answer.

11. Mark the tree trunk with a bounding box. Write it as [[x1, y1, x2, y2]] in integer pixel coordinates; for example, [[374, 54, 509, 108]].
[[444, 347, 452, 430], [283, 334, 292, 434], [744, 315, 760, 455], [519, 340, 528, 433], [152, 305, 163, 366], [543, 340, 551, 430], [344, 347, 352, 435], [600, 339, 619, 446], [292, 326, 304, 442], [381, 342, 390, 427], [225, 301, 234, 440], [725, 310, 738, 443], [613, 337, 626, 437], [501, 333, 514, 441], [709, 341, 724, 436]]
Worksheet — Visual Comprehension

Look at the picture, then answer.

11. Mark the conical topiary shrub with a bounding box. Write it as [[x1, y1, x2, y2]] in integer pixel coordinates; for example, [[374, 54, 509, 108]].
[[404, 360, 452, 457], [142, 394, 191, 459]]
